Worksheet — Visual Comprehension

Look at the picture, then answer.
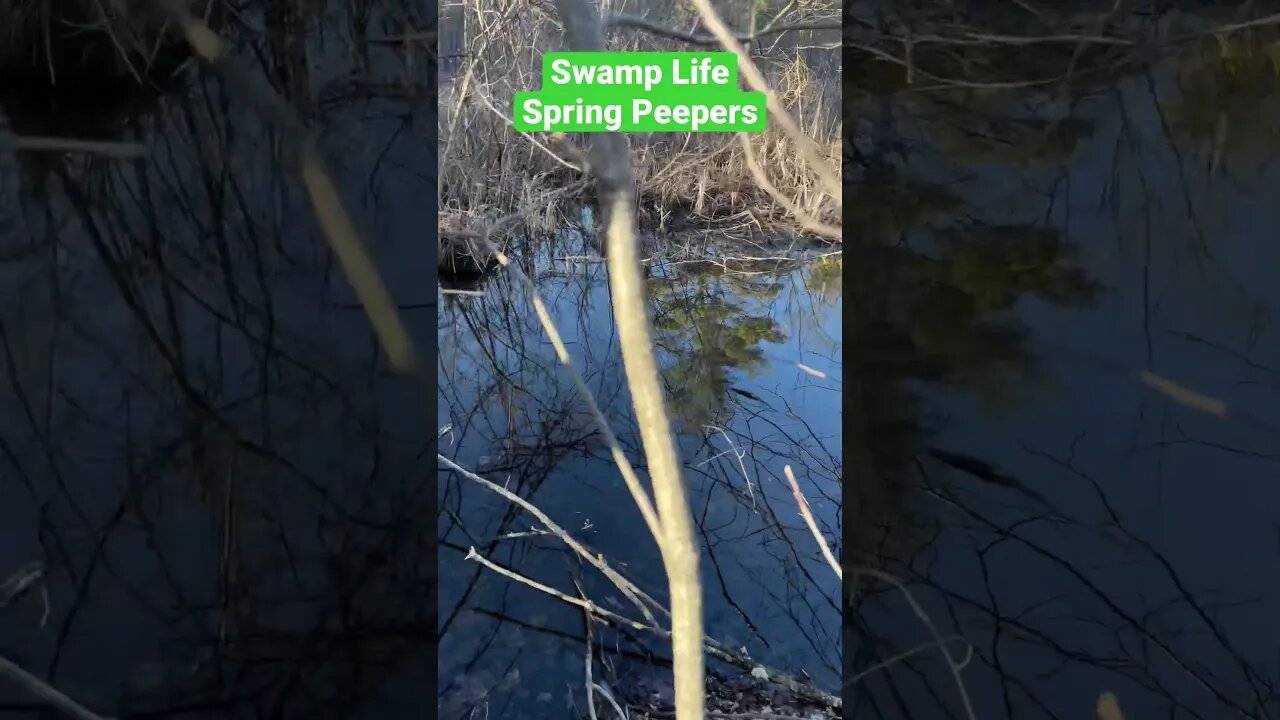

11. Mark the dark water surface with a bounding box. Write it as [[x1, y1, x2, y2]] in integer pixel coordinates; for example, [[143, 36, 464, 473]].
[[846, 12, 1280, 719], [0, 3, 435, 717], [437, 224, 843, 717], [8, 2, 1280, 718]]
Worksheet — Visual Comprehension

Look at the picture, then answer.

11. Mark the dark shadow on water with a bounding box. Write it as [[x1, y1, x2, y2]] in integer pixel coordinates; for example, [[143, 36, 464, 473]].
[[0, 2, 436, 718]]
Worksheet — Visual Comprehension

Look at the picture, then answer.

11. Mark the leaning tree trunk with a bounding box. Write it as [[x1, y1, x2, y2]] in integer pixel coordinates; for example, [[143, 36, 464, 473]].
[[547, 1, 706, 719]]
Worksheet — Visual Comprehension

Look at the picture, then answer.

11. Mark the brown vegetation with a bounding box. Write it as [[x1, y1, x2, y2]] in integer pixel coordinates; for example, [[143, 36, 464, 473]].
[[437, 0, 841, 239]]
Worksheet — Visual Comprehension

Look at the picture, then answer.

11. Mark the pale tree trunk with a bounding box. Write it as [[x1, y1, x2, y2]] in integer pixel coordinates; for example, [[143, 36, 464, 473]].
[[547, 1, 706, 719]]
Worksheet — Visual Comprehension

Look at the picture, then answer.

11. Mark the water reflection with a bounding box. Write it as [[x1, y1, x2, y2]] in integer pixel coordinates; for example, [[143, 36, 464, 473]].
[[0, 2, 434, 717], [848, 5, 1280, 718], [438, 225, 841, 718]]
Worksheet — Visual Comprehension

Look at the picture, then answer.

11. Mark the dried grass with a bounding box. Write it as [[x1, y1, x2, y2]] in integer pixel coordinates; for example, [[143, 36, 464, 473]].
[[437, 0, 841, 236]]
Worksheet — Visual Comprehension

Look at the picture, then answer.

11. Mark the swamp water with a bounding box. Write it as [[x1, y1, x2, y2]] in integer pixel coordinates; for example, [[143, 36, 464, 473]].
[[842, 13, 1280, 720], [437, 224, 843, 717], [0, 2, 435, 717], [4, 1, 1278, 718]]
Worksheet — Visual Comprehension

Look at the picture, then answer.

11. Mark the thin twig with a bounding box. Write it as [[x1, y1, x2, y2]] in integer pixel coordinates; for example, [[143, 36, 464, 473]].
[[0, 133, 146, 159], [580, 577, 602, 720], [1191, 11, 1280, 38], [593, 683, 628, 719], [472, 89, 583, 171], [0, 562, 45, 607], [465, 546, 652, 633], [464, 546, 839, 709], [796, 363, 827, 379], [704, 425, 756, 512], [469, 184, 666, 545], [846, 635, 971, 687], [0, 655, 113, 720], [909, 31, 1135, 46], [439, 454, 664, 627], [783, 466, 840, 579], [685, 0, 840, 203], [737, 134, 840, 240], [853, 566, 977, 720], [606, 14, 838, 45]]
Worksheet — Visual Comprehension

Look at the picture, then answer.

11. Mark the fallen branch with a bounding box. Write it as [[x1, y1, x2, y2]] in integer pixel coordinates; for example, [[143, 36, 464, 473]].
[[439, 453, 664, 627], [464, 545, 841, 709]]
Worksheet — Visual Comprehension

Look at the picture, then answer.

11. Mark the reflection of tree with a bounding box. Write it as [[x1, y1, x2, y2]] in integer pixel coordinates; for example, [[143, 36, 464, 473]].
[[846, 180, 1097, 398], [846, 177, 963, 244], [804, 253, 843, 305], [649, 269, 787, 430], [843, 11, 1280, 719], [438, 247, 843, 713], [841, 138, 1100, 564]]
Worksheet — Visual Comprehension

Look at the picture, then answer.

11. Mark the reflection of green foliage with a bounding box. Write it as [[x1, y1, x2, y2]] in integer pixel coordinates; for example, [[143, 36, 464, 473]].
[[804, 254, 842, 304], [1171, 31, 1280, 176], [1212, 32, 1280, 79], [650, 272, 787, 429], [905, 224, 1097, 405], [844, 183, 1101, 464], [847, 179, 962, 242], [840, 22, 1123, 568], [940, 225, 1099, 313], [839, 214, 1099, 566]]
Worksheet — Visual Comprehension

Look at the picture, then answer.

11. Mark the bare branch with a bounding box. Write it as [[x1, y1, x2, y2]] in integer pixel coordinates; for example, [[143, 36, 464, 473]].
[[0, 133, 146, 159], [783, 465, 841, 579], [606, 14, 839, 45], [683, 0, 841, 204], [847, 636, 973, 687], [439, 453, 664, 627], [464, 186, 666, 544], [852, 567, 978, 720], [738, 135, 841, 240], [463, 544, 839, 709]]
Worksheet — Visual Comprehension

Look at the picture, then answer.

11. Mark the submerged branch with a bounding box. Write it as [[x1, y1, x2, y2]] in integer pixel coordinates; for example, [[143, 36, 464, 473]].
[[0, 655, 114, 720], [463, 544, 841, 709]]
